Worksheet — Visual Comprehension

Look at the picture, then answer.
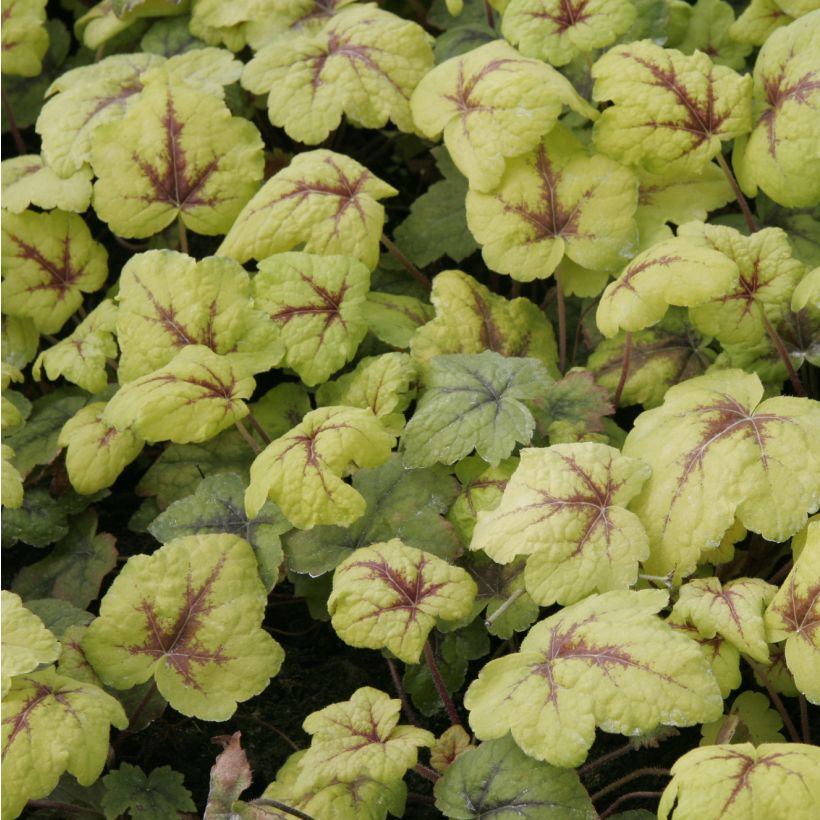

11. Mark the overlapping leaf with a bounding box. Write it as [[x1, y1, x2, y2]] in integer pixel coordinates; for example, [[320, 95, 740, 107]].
[[244, 0, 361, 51], [465, 589, 723, 767], [729, 0, 793, 47], [1, 0, 49, 77], [1, 446, 23, 510], [217, 150, 396, 267], [101, 764, 196, 820], [700, 691, 785, 746], [410, 40, 597, 192], [528, 371, 614, 441], [1, 591, 60, 696], [1, 154, 92, 213], [623, 370, 820, 580], [328, 539, 477, 663], [82, 534, 284, 720], [669, 620, 743, 698], [363, 291, 434, 349], [449, 456, 517, 543]]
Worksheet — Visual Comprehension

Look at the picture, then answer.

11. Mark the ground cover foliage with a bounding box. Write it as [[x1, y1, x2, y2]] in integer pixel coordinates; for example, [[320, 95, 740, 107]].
[[1, 0, 820, 817]]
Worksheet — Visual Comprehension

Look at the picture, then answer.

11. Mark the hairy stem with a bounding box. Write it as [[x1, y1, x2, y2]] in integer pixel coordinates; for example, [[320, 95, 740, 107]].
[[240, 715, 301, 751], [747, 661, 801, 743], [424, 640, 461, 727], [414, 763, 441, 783], [599, 791, 664, 819], [235, 419, 262, 454], [760, 311, 805, 396], [387, 658, 419, 726], [577, 742, 633, 777], [799, 695, 812, 744], [484, 588, 524, 629], [245, 407, 273, 446], [27, 801, 102, 817], [715, 713, 740, 744], [253, 799, 317, 820], [177, 216, 189, 256], [590, 767, 670, 803], [554, 268, 567, 373], [715, 152, 758, 234], [613, 331, 633, 407], [2, 86, 26, 155], [381, 234, 431, 290]]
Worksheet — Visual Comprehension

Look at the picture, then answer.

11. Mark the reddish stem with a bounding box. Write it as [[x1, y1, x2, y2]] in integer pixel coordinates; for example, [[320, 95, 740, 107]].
[[589, 767, 670, 803], [2, 86, 26, 155], [414, 763, 440, 783], [599, 791, 664, 819], [424, 640, 461, 727], [381, 234, 431, 290], [613, 331, 633, 407], [715, 152, 758, 234], [387, 658, 419, 726], [235, 419, 262, 454], [555, 269, 567, 373], [761, 311, 805, 396], [748, 660, 801, 743], [483, 0, 496, 29], [245, 407, 272, 446]]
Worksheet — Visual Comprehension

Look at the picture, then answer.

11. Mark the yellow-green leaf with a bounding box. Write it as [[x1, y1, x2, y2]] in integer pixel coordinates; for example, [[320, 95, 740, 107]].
[[1, 0, 48, 77], [1, 155, 92, 213], [1, 445, 23, 510]]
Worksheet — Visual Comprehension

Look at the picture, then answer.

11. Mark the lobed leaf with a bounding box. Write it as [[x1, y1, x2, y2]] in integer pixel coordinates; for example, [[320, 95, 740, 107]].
[[101, 763, 196, 820], [1, 0, 49, 77], [1, 154, 92, 213]]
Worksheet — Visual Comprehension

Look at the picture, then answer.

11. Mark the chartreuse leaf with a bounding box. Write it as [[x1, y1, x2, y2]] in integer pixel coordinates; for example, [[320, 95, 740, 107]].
[[1, 446, 23, 509], [1, 155, 92, 213], [328, 540, 477, 663], [730, 0, 793, 46], [243, 6, 433, 144], [669, 621, 742, 699], [449, 456, 517, 543], [676, 0, 753, 70], [658, 743, 820, 819], [243, 0, 361, 51], [624, 370, 820, 581], [295, 687, 434, 791], [204, 732, 252, 820], [402, 351, 552, 468], [82, 534, 284, 720], [700, 691, 785, 746], [2, 314, 39, 370], [1, 591, 60, 696], [465, 590, 723, 767], [410, 270, 558, 373], [245, 406, 395, 526], [254, 252, 370, 386], [90, 79, 264, 239], [104, 346, 255, 445], [101, 763, 196, 820], [116, 250, 281, 382], [148, 473, 290, 592], [2, 209, 108, 334], [672, 577, 777, 664], [34, 299, 118, 395], [410, 40, 597, 193], [528, 371, 614, 441], [592, 41, 752, 173], [502, 0, 636, 67], [364, 291, 434, 349], [472, 443, 651, 606], [466, 125, 638, 282], [76, 0, 187, 50], [218, 150, 397, 268], [1, 668, 128, 820], [1, 0, 48, 77], [431, 727, 474, 777], [682, 224, 806, 346], [764, 519, 820, 702], [792, 266, 820, 312], [286, 455, 461, 576], [733, 13, 820, 208], [434, 734, 596, 819], [596, 235, 740, 337], [252, 382, 313, 440], [187, 0, 261, 50]]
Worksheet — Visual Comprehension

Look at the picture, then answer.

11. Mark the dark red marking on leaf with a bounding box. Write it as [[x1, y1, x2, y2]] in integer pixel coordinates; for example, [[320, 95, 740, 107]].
[[85, 80, 143, 126], [470, 292, 504, 352], [270, 272, 349, 346], [702, 585, 750, 639], [608, 253, 681, 297], [772, 572, 819, 639], [443, 58, 520, 120], [528, 0, 591, 32], [292, 0, 343, 32], [9, 232, 84, 301], [759, 69, 820, 158]]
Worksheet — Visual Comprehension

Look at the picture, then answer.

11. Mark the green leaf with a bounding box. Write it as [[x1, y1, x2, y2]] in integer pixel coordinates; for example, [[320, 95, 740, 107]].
[[253, 252, 370, 386], [430, 725, 474, 774], [328, 539, 477, 663], [242, 6, 433, 144], [467, 124, 638, 282], [596, 235, 740, 337], [1, 0, 49, 77], [242, 0, 362, 51], [623, 370, 820, 580], [1, 154, 92, 213], [102, 763, 196, 820], [1, 445, 23, 510], [472, 443, 651, 605], [675, 0, 753, 70], [730, 0, 793, 46], [592, 41, 752, 173], [286, 455, 462, 576], [363, 291, 435, 349], [82, 533, 284, 720], [464, 589, 723, 767], [11, 509, 118, 609], [2, 209, 108, 334], [148, 473, 290, 592], [700, 691, 785, 746], [529, 371, 614, 440], [410, 270, 559, 373], [76, 0, 187, 50], [2, 313, 39, 369], [658, 743, 820, 819], [501, 0, 636, 67], [1, 590, 60, 697], [204, 732, 253, 820], [410, 40, 597, 192], [104, 346, 255, 444], [1, 668, 128, 820], [764, 519, 820, 703], [217, 149, 397, 268], [434, 734, 597, 819], [245, 406, 395, 526], [21, 598, 94, 639], [434, 23, 497, 63], [90, 78, 264, 238], [733, 13, 820, 208], [668, 620, 742, 698], [449, 456, 517, 543], [401, 351, 553, 468]]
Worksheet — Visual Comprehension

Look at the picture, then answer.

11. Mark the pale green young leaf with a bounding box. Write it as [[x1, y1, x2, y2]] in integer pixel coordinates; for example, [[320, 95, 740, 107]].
[[90, 79, 264, 238], [148, 473, 290, 592], [449, 456, 516, 543], [466, 125, 638, 282], [1, 0, 48, 77], [243, 0, 361, 51], [1, 669, 127, 820], [2, 209, 108, 334], [254, 252, 370, 386], [401, 351, 553, 468], [188, 0, 267, 50], [116, 250, 281, 382], [204, 732, 252, 820], [434, 734, 596, 819], [730, 0, 793, 46], [1, 590, 60, 697], [410, 270, 559, 373], [430, 725, 474, 775], [103, 346, 255, 445], [472, 443, 651, 605], [242, 6, 433, 144], [245, 406, 395, 526], [410, 40, 597, 193], [669, 621, 742, 698], [700, 691, 785, 746], [102, 764, 196, 820], [792, 266, 820, 311], [363, 292, 434, 349], [464, 589, 723, 767], [1, 155, 92, 213], [658, 743, 820, 819], [596, 235, 739, 337], [82, 534, 284, 720], [328, 539, 477, 663], [501, 0, 636, 67], [217, 150, 397, 268], [75, 0, 186, 50], [1, 445, 23, 510], [775, 0, 820, 17], [592, 41, 752, 173], [676, 0, 753, 69], [623, 370, 820, 581]]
